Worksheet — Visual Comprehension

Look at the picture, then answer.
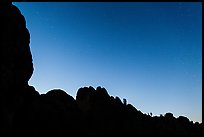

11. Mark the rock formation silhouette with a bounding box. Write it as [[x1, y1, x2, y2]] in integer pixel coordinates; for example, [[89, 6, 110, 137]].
[[0, 2, 202, 136]]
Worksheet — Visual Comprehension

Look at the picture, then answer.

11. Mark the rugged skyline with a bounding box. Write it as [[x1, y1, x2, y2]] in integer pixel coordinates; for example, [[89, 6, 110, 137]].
[[13, 2, 202, 123], [0, 2, 202, 136]]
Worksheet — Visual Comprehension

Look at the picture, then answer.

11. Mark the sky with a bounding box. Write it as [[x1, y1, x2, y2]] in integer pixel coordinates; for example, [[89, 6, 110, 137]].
[[13, 2, 202, 123]]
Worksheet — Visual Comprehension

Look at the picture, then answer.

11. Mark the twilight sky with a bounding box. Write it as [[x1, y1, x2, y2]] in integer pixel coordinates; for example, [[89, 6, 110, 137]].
[[14, 2, 202, 123]]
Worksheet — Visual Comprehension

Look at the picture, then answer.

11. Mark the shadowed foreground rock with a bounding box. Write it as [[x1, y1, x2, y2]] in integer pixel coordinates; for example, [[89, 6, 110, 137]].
[[0, 2, 202, 136]]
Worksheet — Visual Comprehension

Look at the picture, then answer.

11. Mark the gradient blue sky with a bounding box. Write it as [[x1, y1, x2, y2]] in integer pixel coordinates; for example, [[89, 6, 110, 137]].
[[14, 2, 202, 123]]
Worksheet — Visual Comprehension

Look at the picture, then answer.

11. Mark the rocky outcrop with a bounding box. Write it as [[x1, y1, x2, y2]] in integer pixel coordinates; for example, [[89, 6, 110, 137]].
[[0, 2, 37, 136], [0, 2, 33, 90], [0, 2, 202, 136], [76, 87, 203, 135]]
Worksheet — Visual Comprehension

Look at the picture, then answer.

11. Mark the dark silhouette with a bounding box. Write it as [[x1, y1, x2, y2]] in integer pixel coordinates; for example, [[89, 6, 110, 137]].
[[0, 2, 202, 136]]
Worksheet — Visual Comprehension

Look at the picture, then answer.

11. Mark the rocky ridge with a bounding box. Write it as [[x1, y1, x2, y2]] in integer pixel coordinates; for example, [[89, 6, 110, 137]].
[[0, 2, 202, 136]]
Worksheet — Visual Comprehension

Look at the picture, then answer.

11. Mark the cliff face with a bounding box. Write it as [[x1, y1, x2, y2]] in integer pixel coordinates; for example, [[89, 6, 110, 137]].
[[0, 2, 33, 90], [0, 2, 202, 136], [0, 2, 37, 136]]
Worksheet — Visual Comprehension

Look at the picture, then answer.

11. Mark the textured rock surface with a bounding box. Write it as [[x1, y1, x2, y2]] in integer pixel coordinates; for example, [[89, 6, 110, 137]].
[[0, 2, 202, 136]]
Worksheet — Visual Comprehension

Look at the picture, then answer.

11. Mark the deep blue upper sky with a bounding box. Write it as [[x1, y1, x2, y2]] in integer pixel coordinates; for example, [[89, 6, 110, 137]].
[[14, 2, 202, 123]]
